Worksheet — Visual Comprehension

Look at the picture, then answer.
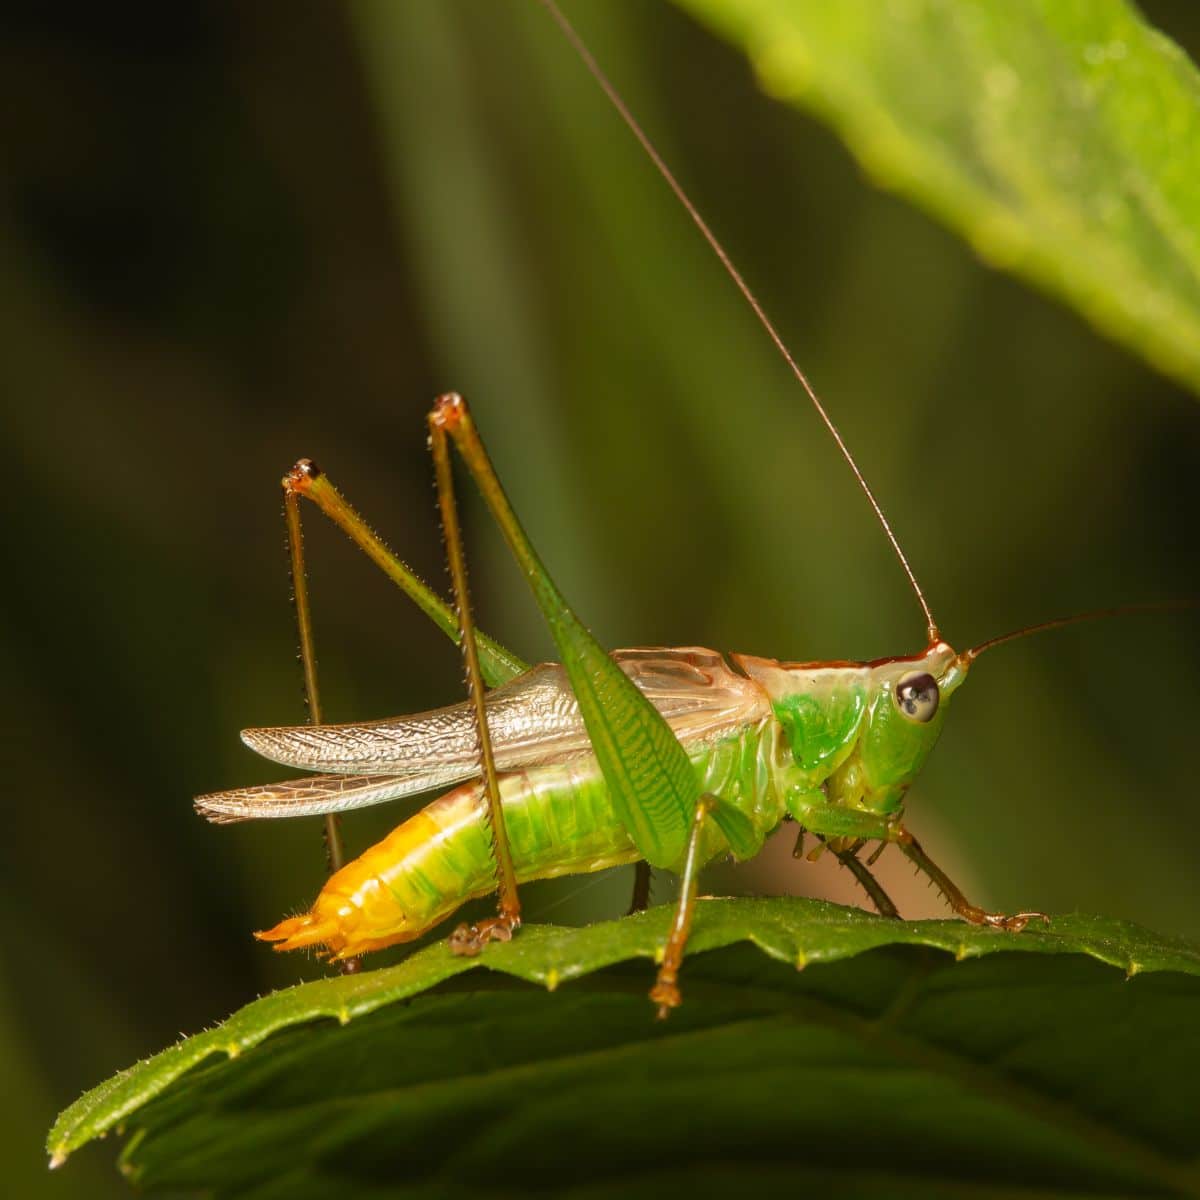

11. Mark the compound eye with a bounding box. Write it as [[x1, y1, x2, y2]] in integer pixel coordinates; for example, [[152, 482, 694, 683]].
[[895, 671, 940, 723]]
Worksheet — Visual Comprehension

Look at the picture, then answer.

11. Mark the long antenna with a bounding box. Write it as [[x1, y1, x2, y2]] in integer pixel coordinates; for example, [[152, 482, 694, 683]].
[[964, 599, 1196, 663], [538, 0, 940, 644]]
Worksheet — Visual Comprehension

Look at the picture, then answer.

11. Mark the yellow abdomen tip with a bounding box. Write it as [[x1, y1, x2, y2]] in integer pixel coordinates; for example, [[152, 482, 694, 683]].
[[255, 913, 340, 953]]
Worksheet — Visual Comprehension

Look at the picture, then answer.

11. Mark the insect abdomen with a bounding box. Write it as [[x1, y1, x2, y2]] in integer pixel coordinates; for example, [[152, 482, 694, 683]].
[[256, 758, 640, 957], [258, 719, 785, 958]]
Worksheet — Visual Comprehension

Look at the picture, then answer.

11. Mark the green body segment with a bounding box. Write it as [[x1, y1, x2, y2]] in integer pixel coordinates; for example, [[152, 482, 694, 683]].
[[265, 642, 967, 958], [385, 757, 645, 931], [734, 646, 962, 819], [290, 718, 786, 957]]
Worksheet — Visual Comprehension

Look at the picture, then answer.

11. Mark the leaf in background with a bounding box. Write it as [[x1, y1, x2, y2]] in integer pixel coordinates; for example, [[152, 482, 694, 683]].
[[672, 0, 1200, 396], [49, 898, 1200, 1197]]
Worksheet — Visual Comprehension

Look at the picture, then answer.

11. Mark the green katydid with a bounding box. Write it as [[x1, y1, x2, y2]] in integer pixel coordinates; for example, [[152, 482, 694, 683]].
[[194, 0, 1182, 1015]]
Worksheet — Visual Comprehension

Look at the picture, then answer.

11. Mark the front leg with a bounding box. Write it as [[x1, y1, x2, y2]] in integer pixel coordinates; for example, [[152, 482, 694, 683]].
[[895, 831, 1049, 933], [791, 799, 899, 845], [795, 800, 1047, 932]]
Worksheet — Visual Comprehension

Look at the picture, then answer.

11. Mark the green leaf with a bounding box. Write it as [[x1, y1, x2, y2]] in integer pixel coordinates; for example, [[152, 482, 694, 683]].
[[672, 0, 1200, 395], [49, 898, 1200, 1197]]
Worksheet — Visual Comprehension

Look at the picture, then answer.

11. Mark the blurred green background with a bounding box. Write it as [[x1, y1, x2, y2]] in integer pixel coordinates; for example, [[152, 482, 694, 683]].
[[5, 2, 1199, 1194]]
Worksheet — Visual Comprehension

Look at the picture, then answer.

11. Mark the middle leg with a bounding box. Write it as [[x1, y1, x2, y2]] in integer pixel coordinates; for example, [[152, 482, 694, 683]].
[[649, 795, 715, 1019], [791, 826, 901, 919]]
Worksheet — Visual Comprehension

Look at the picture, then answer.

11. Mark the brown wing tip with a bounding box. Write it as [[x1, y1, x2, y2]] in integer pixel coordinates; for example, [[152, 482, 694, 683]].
[[194, 796, 249, 825], [239, 727, 273, 754]]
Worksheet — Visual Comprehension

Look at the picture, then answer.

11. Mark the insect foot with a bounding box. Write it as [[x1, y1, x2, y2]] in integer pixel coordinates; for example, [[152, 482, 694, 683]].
[[447, 914, 520, 958], [975, 910, 1051, 933], [895, 833, 1049, 933], [649, 976, 682, 1022]]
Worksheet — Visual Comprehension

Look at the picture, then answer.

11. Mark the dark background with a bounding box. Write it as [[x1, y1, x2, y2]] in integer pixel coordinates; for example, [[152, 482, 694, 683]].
[[5, 3, 1199, 1194]]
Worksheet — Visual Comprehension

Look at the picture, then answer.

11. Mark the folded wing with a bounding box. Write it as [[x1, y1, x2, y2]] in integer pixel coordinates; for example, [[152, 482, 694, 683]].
[[197, 648, 768, 822], [195, 773, 429, 824]]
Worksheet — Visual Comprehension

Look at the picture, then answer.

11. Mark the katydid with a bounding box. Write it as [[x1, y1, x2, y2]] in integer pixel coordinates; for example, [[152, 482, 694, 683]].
[[194, 1, 1182, 1016]]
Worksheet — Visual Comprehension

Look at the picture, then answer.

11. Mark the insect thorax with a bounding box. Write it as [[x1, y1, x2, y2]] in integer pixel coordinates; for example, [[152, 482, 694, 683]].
[[732, 643, 966, 818]]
